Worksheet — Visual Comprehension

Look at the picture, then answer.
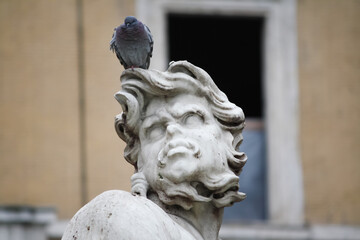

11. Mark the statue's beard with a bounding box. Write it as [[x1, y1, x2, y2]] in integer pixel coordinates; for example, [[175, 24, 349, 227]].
[[149, 138, 246, 210]]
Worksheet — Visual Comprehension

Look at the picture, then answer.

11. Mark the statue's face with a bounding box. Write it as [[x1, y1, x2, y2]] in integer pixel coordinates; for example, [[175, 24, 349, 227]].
[[138, 93, 245, 209]]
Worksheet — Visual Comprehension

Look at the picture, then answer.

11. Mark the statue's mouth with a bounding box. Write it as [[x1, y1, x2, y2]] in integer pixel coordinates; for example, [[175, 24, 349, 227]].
[[158, 139, 201, 167], [191, 181, 213, 198], [190, 180, 245, 207], [213, 185, 239, 199]]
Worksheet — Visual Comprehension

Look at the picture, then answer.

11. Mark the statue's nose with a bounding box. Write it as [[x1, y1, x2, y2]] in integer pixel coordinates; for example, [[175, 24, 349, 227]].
[[166, 123, 182, 137]]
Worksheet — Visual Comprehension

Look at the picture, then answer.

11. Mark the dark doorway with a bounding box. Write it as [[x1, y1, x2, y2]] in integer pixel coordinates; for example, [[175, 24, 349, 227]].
[[167, 13, 267, 221]]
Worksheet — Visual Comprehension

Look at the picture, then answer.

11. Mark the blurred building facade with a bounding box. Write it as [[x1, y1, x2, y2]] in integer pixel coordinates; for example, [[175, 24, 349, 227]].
[[0, 0, 359, 239]]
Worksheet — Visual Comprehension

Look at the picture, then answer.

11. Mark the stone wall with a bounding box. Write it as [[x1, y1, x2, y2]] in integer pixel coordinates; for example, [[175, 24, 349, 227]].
[[298, 0, 360, 225], [0, 0, 134, 219], [0, 0, 359, 226]]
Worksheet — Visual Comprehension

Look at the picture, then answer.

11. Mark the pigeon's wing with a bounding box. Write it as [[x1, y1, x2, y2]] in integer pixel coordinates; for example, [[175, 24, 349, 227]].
[[109, 28, 117, 51], [144, 24, 153, 69], [144, 25, 153, 42], [109, 28, 128, 68], [144, 24, 153, 56]]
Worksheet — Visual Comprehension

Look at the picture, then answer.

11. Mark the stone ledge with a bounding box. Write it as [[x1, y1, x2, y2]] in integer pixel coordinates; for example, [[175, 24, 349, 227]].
[[219, 223, 360, 240], [45, 220, 360, 240], [0, 206, 56, 225]]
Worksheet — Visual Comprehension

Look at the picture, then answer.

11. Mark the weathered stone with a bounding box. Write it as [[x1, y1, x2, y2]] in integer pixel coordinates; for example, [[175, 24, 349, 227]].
[[62, 61, 247, 240]]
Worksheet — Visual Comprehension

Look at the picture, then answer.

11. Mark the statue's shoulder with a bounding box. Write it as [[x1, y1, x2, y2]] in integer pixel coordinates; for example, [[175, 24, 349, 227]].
[[62, 190, 195, 240]]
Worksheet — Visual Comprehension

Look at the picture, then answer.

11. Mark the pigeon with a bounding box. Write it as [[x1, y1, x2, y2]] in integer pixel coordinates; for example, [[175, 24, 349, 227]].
[[110, 16, 153, 69]]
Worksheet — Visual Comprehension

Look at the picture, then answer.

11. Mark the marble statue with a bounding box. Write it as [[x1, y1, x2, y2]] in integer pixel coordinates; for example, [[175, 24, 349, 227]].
[[62, 61, 247, 240]]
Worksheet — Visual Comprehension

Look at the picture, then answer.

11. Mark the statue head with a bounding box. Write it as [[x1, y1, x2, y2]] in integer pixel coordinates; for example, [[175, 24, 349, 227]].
[[115, 61, 247, 210]]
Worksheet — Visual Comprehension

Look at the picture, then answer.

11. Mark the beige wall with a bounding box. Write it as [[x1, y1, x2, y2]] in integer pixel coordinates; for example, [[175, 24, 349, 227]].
[[81, 0, 135, 204], [0, 0, 134, 219], [1, 0, 359, 225], [298, 0, 360, 225], [0, 0, 81, 219]]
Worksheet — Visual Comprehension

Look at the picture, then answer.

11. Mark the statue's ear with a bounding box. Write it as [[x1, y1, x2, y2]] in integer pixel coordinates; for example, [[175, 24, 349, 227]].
[[114, 91, 140, 133], [114, 90, 141, 167], [114, 113, 126, 141], [114, 91, 130, 141]]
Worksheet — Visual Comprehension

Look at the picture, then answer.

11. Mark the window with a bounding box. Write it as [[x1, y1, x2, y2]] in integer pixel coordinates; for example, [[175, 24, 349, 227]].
[[168, 13, 266, 221]]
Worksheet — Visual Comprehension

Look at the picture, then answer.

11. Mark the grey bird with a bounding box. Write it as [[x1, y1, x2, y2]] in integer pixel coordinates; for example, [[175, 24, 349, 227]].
[[110, 16, 153, 69]]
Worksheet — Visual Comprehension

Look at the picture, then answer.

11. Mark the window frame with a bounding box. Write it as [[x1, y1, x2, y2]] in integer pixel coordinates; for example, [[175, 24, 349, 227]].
[[136, 0, 303, 225]]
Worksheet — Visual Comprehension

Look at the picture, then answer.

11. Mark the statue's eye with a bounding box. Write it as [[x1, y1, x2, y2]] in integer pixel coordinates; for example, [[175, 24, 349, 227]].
[[147, 124, 165, 140], [183, 112, 204, 127]]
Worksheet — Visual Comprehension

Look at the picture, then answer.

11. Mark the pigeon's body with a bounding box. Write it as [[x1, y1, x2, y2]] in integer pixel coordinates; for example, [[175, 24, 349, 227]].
[[110, 16, 153, 69]]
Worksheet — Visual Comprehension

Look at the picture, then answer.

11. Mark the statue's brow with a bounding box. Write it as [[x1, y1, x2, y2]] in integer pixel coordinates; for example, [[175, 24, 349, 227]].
[[169, 104, 207, 119], [142, 113, 171, 129], [142, 104, 208, 129]]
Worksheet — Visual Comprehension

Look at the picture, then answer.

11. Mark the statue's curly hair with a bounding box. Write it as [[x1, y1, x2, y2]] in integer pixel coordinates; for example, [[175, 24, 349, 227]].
[[114, 61, 246, 174]]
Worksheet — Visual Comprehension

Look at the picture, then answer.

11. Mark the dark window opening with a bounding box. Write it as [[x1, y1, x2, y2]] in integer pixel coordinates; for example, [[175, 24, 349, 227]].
[[167, 13, 264, 118]]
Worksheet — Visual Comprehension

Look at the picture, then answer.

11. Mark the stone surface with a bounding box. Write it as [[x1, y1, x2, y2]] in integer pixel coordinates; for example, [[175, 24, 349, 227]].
[[62, 190, 195, 240], [62, 61, 247, 239]]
